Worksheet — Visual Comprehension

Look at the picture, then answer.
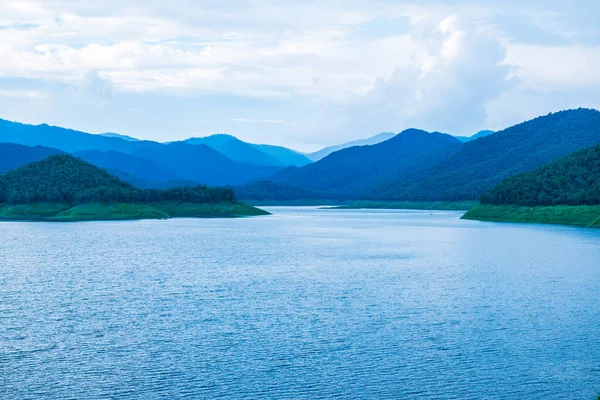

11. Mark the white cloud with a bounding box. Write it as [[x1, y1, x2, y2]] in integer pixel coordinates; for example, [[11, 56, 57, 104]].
[[0, 0, 598, 148]]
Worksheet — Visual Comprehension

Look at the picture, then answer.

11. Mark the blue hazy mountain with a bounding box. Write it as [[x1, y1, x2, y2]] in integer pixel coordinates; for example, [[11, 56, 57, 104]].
[[306, 132, 396, 161], [0, 119, 284, 186], [0, 143, 63, 173], [378, 108, 600, 201], [73, 150, 183, 185], [185, 134, 282, 166], [132, 142, 283, 186], [272, 129, 463, 197], [0, 119, 155, 153], [249, 144, 312, 167], [455, 130, 494, 142], [100, 132, 140, 142], [185, 134, 312, 167]]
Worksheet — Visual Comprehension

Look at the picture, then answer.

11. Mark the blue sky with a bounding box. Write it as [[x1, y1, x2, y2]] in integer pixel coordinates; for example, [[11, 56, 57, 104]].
[[0, 0, 598, 151]]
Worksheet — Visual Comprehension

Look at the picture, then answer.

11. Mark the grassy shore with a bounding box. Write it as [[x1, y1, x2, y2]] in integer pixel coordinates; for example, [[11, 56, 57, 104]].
[[328, 200, 478, 211], [243, 199, 349, 206], [462, 204, 600, 228], [0, 201, 269, 222]]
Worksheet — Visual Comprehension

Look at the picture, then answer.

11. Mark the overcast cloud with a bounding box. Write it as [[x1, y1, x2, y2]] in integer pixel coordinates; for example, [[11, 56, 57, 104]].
[[0, 0, 598, 150]]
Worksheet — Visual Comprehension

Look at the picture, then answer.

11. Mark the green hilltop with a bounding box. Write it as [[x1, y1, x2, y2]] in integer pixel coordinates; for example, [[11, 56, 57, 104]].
[[463, 144, 600, 228], [0, 155, 268, 221]]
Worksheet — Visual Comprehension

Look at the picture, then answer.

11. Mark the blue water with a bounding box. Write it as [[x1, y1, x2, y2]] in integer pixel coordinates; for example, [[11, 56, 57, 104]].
[[1, 207, 599, 399]]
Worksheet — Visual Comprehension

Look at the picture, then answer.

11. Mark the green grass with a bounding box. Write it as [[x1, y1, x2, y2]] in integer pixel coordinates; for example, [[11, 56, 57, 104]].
[[0, 201, 269, 222], [329, 200, 479, 211], [462, 204, 600, 228]]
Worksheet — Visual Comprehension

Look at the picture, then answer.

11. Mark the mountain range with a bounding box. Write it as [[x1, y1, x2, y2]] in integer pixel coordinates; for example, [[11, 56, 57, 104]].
[[2, 108, 600, 204], [261, 108, 600, 201]]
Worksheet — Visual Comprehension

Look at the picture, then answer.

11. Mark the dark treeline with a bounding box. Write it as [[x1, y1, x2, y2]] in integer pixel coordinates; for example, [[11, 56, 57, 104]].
[[0, 155, 237, 205], [481, 144, 600, 206]]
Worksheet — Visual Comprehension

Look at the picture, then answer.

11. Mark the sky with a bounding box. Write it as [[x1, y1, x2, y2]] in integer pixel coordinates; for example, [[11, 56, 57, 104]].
[[0, 0, 599, 151]]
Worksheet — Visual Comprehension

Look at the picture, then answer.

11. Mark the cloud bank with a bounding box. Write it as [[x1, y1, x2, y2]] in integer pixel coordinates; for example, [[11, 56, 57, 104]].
[[0, 0, 598, 149]]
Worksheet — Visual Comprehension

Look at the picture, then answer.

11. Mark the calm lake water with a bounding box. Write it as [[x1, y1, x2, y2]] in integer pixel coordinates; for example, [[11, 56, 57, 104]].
[[1, 207, 599, 399]]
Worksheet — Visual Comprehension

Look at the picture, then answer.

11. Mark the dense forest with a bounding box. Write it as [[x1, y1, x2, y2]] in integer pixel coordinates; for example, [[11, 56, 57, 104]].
[[480, 144, 600, 206], [0, 155, 237, 205], [379, 108, 600, 201]]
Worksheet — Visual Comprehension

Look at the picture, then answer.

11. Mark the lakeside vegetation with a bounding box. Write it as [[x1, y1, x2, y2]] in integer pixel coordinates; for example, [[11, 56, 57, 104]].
[[462, 204, 600, 228], [463, 142, 600, 227], [0, 155, 268, 221]]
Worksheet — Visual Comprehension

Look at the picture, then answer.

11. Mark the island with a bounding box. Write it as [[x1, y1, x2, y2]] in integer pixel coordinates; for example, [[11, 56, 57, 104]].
[[462, 144, 600, 228], [0, 155, 269, 221]]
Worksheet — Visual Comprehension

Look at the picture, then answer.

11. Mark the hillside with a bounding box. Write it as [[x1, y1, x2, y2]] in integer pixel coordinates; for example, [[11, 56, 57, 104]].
[[0, 155, 267, 220], [132, 142, 282, 186], [306, 132, 396, 161], [249, 144, 312, 167], [0, 119, 285, 186], [462, 144, 600, 228], [0, 143, 63, 173], [379, 108, 600, 201], [185, 134, 282, 166], [0, 118, 151, 153], [272, 129, 463, 198], [455, 130, 494, 142], [74, 150, 183, 186], [480, 144, 600, 206]]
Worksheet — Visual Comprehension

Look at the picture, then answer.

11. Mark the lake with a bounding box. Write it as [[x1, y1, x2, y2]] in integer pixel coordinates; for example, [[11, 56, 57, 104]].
[[1, 207, 599, 399]]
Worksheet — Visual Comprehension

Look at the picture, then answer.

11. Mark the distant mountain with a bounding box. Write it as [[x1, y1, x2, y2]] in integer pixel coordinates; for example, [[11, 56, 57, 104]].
[[455, 130, 494, 142], [132, 142, 282, 186], [233, 180, 319, 201], [0, 119, 284, 186], [101, 132, 140, 142], [73, 150, 183, 186], [249, 144, 312, 167], [380, 108, 600, 201], [306, 132, 396, 161], [480, 144, 600, 206], [272, 129, 463, 198], [0, 143, 63, 173], [0, 119, 153, 153], [185, 134, 312, 167], [185, 134, 282, 166]]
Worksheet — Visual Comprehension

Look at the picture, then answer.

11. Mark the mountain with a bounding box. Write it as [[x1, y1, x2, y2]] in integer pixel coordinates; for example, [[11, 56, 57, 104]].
[[185, 134, 282, 166], [233, 180, 320, 201], [272, 129, 463, 198], [132, 142, 282, 186], [0, 143, 63, 173], [73, 150, 183, 186], [480, 144, 600, 206], [0, 154, 267, 220], [455, 130, 494, 142], [0, 119, 154, 153], [185, 134, 312, 167], [0, 154, 136, 204], [0, 119, 284, 186], [249, 144, 312, 167], [381, 108, 600, 201], [101, 132, 140, 142], [306, 132, 396, 161]]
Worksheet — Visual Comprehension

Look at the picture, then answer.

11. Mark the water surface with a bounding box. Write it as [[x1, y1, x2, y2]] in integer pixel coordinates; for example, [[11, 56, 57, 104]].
[[1, 207, 599, 399]]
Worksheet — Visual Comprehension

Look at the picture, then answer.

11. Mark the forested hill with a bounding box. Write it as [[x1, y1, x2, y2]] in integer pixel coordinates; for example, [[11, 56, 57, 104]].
[[272, 129, 463, 198], [378, 108, 600, 201], [480, 144, 600, 206], [0, 155, 237, 205], [0, 143, 63, 173]]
